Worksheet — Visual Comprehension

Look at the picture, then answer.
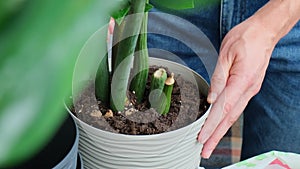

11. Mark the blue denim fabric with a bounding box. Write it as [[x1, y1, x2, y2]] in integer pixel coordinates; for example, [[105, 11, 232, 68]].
[[222, 0, 300, 160], [148, 0, 300, 162], [147, 2, 221, 82], [239, 0, 300, 160]]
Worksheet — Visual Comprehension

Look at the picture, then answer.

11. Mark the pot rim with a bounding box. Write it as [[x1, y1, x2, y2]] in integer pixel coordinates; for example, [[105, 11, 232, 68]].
[[68, 57, 211, 138], [53, 114, 79, 169], [68, 105, 211, 138]]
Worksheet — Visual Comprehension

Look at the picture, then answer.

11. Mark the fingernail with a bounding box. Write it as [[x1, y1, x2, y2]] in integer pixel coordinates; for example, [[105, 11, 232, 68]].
[[198, 133, 208, 144], [201, 150, 212, 159], [207, 92, 217, 103]]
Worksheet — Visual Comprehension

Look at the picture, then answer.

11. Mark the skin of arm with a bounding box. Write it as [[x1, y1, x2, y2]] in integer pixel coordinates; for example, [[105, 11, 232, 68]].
[[197, 0, 300, 159]]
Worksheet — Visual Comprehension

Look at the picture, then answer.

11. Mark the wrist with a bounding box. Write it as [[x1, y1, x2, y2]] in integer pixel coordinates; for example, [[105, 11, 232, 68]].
[[251, 0, 300, 44]]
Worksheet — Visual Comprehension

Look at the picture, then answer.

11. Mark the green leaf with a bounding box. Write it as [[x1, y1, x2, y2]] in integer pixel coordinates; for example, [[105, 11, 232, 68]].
[[112, 3, 131, 25], [0, 0, 27, 27], [112, 1, 152, 25], [130, 12, 149, 103], [145, 3, 153, 12], [151, 0, 195, 10], [0, 0, 125, 167], [110, 0, 147, 111]]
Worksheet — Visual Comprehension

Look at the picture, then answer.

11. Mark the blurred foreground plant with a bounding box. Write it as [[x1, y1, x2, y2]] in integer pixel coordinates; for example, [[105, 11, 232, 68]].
[[0, 0, 122, 167], [0, 0, 214, 167]]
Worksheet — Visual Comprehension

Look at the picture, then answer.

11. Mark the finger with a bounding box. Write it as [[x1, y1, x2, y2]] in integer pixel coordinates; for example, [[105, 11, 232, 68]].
[[198, 68, 251, 144], [200, 72, 249, 139], [199, 42, 242, 143], [201, 91, 250, 159], [207, 38, 236, 104], [207, 53, 229, 103], [200, 69, 261, 158]]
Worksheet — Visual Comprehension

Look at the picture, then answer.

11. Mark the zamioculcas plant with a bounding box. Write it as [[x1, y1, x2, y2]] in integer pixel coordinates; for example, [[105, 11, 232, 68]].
[[69, 0, 216, 168], [94, 0, 218, 114]]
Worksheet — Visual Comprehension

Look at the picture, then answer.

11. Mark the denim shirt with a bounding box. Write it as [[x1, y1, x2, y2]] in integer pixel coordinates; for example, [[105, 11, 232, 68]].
[[148, 0, 300, 162], [148, 0, 300, 74]]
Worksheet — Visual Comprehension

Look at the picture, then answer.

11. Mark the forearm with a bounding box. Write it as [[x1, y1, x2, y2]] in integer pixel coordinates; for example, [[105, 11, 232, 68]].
[[251, 0, 300, 44]]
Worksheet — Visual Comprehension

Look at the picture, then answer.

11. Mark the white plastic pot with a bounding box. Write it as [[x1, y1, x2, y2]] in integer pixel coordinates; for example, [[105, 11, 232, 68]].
[[69, 58, 211, 169], [11, 114, 80, 169]]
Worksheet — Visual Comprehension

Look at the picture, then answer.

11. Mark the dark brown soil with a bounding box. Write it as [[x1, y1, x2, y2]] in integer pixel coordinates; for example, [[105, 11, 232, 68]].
[[70, 66, 209, 135]]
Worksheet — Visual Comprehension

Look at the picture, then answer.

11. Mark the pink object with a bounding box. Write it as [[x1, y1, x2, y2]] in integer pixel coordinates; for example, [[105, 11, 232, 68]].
[[267, 158, 291, 169]]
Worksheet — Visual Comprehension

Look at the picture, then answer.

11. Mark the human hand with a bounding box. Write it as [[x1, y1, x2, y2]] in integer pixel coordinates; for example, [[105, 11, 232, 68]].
[[197, 17, 277, 158]]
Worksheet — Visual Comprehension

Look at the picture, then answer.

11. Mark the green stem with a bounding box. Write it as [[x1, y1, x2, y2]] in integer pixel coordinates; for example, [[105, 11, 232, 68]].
[[111, 21, 125, 76], [149, 68, 167, 109], [129, 10, 149, 103], [95, 52, 110, 106], [110, 0, 147, 112], [150, 68, 167, 96], [157, 73, 175, 115], [94, 16, 111, 106]]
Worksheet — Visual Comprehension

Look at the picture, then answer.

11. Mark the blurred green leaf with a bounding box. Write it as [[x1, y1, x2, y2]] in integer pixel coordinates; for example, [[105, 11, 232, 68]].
[[150, 0, 195, 10], [0, 0, 27, 26], [150, 0, 220, 10], [0, 0, 125, 167]]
